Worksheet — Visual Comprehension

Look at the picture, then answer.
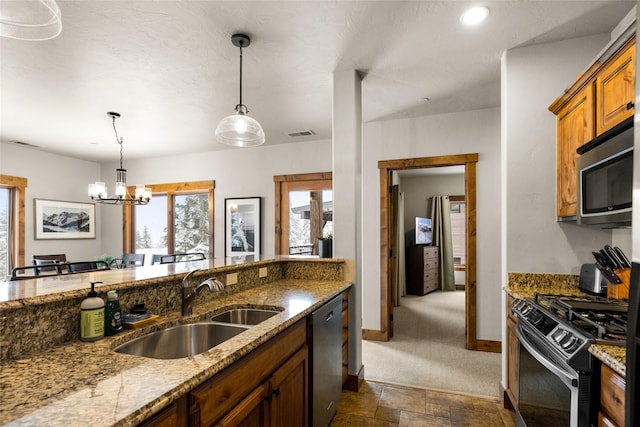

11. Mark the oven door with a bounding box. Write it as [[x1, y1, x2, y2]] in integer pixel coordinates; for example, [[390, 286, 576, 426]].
[[517, 323, 584, 427]]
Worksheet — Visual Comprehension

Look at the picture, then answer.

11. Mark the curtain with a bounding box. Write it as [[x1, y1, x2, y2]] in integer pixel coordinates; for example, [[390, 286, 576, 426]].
[[391, 186, 406, 306], [428, 196, 455, 291]]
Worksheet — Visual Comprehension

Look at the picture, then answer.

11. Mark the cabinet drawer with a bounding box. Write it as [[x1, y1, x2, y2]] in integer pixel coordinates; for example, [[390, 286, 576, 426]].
[[423, 247, 439, 259]]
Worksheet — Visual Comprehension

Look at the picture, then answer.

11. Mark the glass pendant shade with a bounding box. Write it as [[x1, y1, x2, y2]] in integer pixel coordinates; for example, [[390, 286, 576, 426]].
[[215, 111, 265, 147], [0, 0, 62, 41]]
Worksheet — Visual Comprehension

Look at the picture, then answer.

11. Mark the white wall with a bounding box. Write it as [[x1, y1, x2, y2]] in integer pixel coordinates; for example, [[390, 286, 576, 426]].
[[0, 142, 104, 262], [400, 173, 465, 233], [99, 139, 333, 258], [361, 107, 502, 340], [502, 34, 618, 275], [1, 139, 332, 263]]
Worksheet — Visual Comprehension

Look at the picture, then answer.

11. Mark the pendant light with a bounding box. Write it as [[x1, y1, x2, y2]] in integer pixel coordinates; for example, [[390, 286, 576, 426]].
[[88, 112, 152, 205], [215, 33, 265, 147], [0, 0, 62, 41]]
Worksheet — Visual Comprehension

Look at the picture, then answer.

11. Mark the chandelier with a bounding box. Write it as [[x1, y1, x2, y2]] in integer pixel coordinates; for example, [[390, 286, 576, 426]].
[[215, 33, 265, 147], [88, 112, 151, 205]]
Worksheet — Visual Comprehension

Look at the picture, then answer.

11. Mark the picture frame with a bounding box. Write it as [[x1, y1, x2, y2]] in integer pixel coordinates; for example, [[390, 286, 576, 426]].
[[225, 197, 261, 257], [34, 199, 96, 240]]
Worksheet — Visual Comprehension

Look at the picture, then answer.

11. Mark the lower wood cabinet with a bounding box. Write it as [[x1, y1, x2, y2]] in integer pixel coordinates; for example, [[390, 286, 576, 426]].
[[599, 364, 626, 427], [138, 394, 188, 427], [504, 295, 519, 409], [189, 319, 308, 427]]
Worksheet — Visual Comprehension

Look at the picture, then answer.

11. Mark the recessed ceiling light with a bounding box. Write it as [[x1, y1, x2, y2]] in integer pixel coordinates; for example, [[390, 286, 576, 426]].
[[460, 6, 489, 26]]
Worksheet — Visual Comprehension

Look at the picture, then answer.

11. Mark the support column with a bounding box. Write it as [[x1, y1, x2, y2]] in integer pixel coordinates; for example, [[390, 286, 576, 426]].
[[332, 69, 363, 387]]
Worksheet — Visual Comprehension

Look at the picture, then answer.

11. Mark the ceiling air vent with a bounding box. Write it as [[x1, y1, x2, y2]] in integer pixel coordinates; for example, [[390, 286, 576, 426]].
[[287, 130, 316, 138]]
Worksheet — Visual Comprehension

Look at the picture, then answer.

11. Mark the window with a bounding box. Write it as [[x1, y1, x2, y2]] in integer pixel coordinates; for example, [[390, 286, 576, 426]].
[[274, 172, 332, 255], [0, 174, 27, 277], [124, 181, 214, 264]]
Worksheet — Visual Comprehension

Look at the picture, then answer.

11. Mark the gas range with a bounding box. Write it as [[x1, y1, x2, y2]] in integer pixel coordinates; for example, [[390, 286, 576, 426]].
[[512, 292, 628, 370]]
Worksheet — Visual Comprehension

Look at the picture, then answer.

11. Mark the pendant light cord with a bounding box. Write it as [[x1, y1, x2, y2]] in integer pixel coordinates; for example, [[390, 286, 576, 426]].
[[112, 115, 124, 169]]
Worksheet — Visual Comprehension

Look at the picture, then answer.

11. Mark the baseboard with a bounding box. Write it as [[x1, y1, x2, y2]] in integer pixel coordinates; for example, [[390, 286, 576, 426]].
[[343, 364, 365, 392], [476, 339, 501, 353], [362, 328, 388, 341]]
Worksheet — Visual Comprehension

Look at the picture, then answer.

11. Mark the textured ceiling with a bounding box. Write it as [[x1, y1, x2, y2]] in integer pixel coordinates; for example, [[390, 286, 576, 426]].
[[0, 0, 635, 162]]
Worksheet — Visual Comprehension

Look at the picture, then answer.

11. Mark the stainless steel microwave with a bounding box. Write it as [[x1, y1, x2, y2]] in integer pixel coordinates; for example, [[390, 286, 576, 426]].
[[577, 117, 633, 228]]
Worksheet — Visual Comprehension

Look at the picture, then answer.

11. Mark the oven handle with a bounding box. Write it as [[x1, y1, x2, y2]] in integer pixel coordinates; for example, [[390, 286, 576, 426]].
[[517, 324, 578, 389]]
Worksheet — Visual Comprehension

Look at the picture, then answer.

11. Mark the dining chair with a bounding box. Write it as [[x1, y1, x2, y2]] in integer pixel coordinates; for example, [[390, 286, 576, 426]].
[[33, 254, 67, 273], [120, 253, 145, 268], [67, 261, 110, 273]]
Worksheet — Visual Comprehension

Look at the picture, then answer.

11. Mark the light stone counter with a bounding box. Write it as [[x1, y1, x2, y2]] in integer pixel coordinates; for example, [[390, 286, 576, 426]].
[[505, 272, 626, 378], [0, 257, 353, 426]]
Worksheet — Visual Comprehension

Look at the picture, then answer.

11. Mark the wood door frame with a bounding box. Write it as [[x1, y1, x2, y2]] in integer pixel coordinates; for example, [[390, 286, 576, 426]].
[[369, 153, 480, 351], [274, 172, 332, 255]]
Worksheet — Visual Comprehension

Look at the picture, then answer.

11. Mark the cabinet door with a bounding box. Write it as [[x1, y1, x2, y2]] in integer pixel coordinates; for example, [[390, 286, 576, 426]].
[[269, 347, 308, 427], [600, 364, 625, 427], [216, 384, 269, 427], [506, 314, 519, 406], [596, 39, 635, 135], [139, 395, 188, 427], [556, 85, 594, 217]]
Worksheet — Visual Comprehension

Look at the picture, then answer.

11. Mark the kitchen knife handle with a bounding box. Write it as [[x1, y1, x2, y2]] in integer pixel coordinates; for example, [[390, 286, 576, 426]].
[[604, 245, 625, 269], [613, 246, 631, 269], [594, 261, 623, 284], [599, 249, 619, 269]]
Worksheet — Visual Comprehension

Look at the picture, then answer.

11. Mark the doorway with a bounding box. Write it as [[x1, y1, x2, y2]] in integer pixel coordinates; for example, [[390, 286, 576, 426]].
[[371, 153, 485, 351]]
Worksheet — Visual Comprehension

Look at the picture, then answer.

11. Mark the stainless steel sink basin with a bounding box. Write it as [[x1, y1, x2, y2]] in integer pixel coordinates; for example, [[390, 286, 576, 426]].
[[114, 322, 248, 359], [209, 308, 280, 325]]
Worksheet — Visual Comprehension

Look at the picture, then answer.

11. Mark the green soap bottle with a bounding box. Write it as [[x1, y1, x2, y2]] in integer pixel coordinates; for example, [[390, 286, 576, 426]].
[[105, 290, 123, 336]]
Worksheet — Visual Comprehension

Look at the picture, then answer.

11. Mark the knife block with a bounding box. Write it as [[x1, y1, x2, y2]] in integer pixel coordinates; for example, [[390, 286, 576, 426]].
[[607, 268, 630, 299]]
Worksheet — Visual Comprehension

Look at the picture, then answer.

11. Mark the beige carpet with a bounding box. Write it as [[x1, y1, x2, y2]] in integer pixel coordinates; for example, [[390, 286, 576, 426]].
[[362, 290, 502, 398]]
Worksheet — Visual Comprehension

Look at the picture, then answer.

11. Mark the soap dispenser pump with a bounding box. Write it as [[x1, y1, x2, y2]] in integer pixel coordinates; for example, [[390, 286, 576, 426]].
[[80, 282, 105, 342]]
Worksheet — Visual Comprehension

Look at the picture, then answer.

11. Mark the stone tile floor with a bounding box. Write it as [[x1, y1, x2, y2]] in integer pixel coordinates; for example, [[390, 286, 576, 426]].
[[331, 381, 517, 427]]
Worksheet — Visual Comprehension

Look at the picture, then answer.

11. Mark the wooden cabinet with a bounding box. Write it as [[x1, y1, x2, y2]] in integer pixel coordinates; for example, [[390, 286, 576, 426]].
[[189, 319, 308, 427], [549, 35, 635, 219], [554, 85, 594, 217], [505, 295, 519, 409], [139, 395, 188, 427], [596, 38, 636, 135], [599, 364, 626, 427], [406, 246, 440, 295]]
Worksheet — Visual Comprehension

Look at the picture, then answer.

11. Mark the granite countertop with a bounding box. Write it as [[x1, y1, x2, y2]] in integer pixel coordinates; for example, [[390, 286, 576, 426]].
[[0, 278, 352, 426], [505, 272, 626, 377]]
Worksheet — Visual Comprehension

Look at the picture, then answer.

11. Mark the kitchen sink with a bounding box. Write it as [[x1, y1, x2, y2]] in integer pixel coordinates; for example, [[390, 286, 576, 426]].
[[209, 308, 280, 325], [114, 322, 249, 359]]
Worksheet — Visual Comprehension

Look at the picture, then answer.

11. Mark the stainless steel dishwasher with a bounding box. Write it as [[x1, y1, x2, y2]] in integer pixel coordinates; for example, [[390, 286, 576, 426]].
[[308, 294, 343, 427]]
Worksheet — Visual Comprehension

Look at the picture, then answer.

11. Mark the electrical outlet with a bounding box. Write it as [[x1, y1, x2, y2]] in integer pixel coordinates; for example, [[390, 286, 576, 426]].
[[227, 272, 238, 285], [259, 267, 268, 278]]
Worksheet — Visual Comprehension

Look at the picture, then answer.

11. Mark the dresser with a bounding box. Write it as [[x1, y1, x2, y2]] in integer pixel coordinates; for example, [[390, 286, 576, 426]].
[[406, 245, 440, 295]]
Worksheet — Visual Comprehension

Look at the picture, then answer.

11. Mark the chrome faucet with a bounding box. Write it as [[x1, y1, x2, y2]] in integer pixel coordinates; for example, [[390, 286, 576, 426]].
[[181, 269, 225, 316]]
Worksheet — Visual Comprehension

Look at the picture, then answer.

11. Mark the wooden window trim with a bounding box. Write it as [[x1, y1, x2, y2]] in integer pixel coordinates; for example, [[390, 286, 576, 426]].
[[123, 181, 214, 259], [0, 174, 27, 268]]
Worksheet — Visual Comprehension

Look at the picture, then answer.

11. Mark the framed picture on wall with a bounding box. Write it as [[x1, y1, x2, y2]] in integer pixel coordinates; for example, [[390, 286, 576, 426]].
[[225, 197, 261, 257], [34, 199, 96, 239]]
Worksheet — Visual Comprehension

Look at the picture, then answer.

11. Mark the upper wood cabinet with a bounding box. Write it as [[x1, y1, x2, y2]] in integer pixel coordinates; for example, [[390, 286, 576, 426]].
[[549, 35, 635, 218], [596, 38, 636, 135], [555, 85, 594, 217]]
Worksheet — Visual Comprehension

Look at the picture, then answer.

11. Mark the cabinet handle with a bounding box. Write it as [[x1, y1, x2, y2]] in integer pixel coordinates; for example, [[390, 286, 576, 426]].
[[627, 102, 634, 110], [273, 388, 280, 397]]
